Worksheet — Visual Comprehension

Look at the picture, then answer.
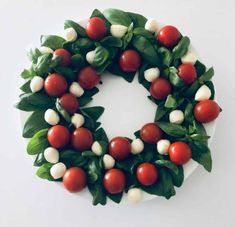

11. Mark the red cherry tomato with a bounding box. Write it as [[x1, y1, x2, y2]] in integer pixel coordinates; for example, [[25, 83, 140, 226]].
[[140, 123, 163, 144], [103, 168, 126, 194], [169, 142, 192, 165], [86, 17, 107, 40], [194, 100, 220, 123], [53, 48, 71, 66], [47, 125, 70, 148], [63, 167, 87, 192], [150, 78, 172, 100], [44, 73, 68, 97], [157, 25, 181, 48], [108, 137, 131, 160], [77, 66, 101, 90], [178, 63, 197, 84], [119, 50, 141, 72], [60, 93, 79, 114], [71, 127, 93, 151], [136, 163, 158, 186]]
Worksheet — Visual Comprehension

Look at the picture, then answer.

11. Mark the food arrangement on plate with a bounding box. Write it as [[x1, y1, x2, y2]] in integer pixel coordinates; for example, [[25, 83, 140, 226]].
[[16, 8, 221, 205]]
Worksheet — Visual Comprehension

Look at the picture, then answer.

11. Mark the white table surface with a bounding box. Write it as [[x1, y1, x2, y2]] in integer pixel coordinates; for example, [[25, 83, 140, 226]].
[[0, 0, 235, 226]]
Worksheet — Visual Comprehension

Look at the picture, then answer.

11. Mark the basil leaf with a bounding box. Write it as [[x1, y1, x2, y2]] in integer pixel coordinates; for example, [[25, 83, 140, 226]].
[[27, 128, 49, 155], [87, 159, 102, 183], [36, 163, 54, 181], [54, 67, 76, 82], [100, 36, 122, 48], [169, 67, 185, 87], [170, 165, 184, 187], [160, 168, 176, 199], [184, 102, 194, 123], [88, 183, 107, 206], [94, 128, 109, 143], [184, 80, 200, 97], [204, 80, 215, 100], [133, 27, 153, 39], [172, 36, 190, 59], [78, 96, 93, 107], [71, 38, 94, 53], [154, 104, 169, 121], [107, 192, 123, 204], [82, 150, 96, 157], [27, 47, 41, 64], [50, 55, 62, 68], [155, 160, 179, 175], [199, 67, 214, 82], [156, 121, 187, 137], [164, 94, 177, 108], [83, 115, 100, 132], [92, 46, 109, 68], [60, 150, 88, 167], [71, 54, 85, 69], [34, 53, 52, 76], [194, 60, 206, 76], [138, 63, 149, 83], [194, 121, 207, 136], [34, 152, 47, 167], [127, 12, 147, 27], [90, 9, 111, 29], [20, 80, 31, 93], [20, 69, 35, 79], [141, 179, 163, 196], [23, 111, 49, 138], [83, 87, 99, 98], [64, 20, 86, 37], [55, 98, 71, 122], [122, 23, 134, 49], [81, 106, 104, 121], [40, 35, 65, 50], [158, 47, 172, 67]]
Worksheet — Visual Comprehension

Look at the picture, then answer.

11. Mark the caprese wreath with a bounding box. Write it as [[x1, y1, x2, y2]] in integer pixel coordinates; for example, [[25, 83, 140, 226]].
[[16, 8, 221, 205]]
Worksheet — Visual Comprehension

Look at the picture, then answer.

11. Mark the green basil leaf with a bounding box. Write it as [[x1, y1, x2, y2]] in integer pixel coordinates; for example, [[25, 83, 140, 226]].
[[127, 12, 147, 27], [71, 38, 94, 53], [156, 121, 187, 137], [155, 160, 179, 175], [88, 183, 107, 206], [64, 20, 86, 37], [55, 98, 71, 122], [194, 121, 207, 136], [27, 128, 49, 155], [160, 168, 176, 199], [34, 152, 47, 166], [87, 159, 102, 183], [20, 69, 35, 79], [50, 55, 62, 68], [172, 36, 190, 59], [92, 46, 109, 68], [83, 115, 100, 132], [138, 63, 149, 83], [71, 54, 86, 69], [133, 27, 153, 39], [78, 96, 93, 107], [164, 94, 177, 108], [122, 23, 134, 49], [36, 163, 54, 181], [27, 47, 42, 64], [82, 150, 96, 157], [140, 179, 163, 196], [184, 102, 194, 123], [184, 80, 200, 97], [199, 67, 214, 82], [169, 67, 185, 87], [94, 128, 109, 143], [90, 9, 111, 29], [20, 80, 31, 93], [194, 60, 206, 76], [34, 53, 52, 76], [54, 67, 76, 82], [158, 47, 172, 67], [170, 165, 184, 187], [81, 106, 104, 121], [60, 150, 88, 167], [190, 134, 210, 143], [154, 104, 169, 121], [83, 87, 99, 98], [204, 80, 215, 100], [40, 35, 65, 50], [100, 36, 122, 47], [107, 192, 123, 204]]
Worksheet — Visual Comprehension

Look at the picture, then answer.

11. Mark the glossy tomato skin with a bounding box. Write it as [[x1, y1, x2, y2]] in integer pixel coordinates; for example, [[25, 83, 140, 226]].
[[150, 78, 172, 100], [157, 25, 181, 48], [119, 50, 141, 72], [60, 93, 79, 114], [108, 137, 131, 160], [63, 167, 87, 192], [140, 123, 163, 144], [86, 17, 107, 40], [44, 73, 68, 97], [47, 125, 70, 148], [194, 100, 220, 123], [169, 142, 192, 165], [178, 63, 197, 84], [103, 168, 126, 194], [71, 127, 93, 151], [136, 163, 158, 186], [54, 48, 71, 66], [77, 66, 101, 90]]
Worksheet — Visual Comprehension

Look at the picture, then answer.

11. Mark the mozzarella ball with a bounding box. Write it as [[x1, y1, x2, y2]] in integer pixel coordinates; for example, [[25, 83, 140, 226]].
[[144, 67, 160, 82], [44, 147, 59, 163], [127, 188, 143, 203], [69, 82, 84, 97], [131, 138, 144, 154], [157, 139, 171, 155], [71, 113, 85, 128], [50, 162, 66, 179], [145, 19, 158, 33], [195, 85, 211, 101], [110, 24, 128, 38], [38, 46, 54, 54], [103, 154, 115, 170], [169, 110, 184, 124], [44, 109, 60, 125], [30, 76, 44, 93], [181, 51, 198, 64], [91, 141, 103, 156], [86, 50, 96, 64], [63, 27, 77, 42]]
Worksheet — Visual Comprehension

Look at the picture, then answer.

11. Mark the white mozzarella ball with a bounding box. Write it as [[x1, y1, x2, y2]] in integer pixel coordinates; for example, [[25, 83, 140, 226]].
[[71, 113, 85, 128], [145, 19, 158, 33], [181, 51, 198, 64], [63, 27, 77, 42], [195, 85, 211, 101], [69, 82, 84, 97], [103, 154, 115, 170], [44, 147, 59, 163], [127, 188, 143, 203], [86, 50, 96, 64], [30, 76, 44, 93], [50, 162, 66, 179], [169, 110, 184, 124], [91, 141, 103, 156], [157, 139, 171, 155], [131, 139, 144, 154], [44, 109, 60, 125], [110, 24, 128, 38], [38, 46, 54, 54], [144, 67, 160, 82]]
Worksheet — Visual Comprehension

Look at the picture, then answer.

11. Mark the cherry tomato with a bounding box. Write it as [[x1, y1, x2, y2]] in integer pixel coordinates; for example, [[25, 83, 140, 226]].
[[169, 142, 192, 165], [136, 163, 158, 186], [47, 125, 70, 148], [86, 17, 107, 40], [194, 100, 220, 123], [108, 137, 131, 160], [53, 48, 71, 66], [63, 167, 87, 192], [77, 66, 101, 90], [60, 93, 79, 114], [44, 73, 68, 97], [103, 168, 126, 194], [140, 123, 163, 144], [150, 78, 172, 100], [119, 50, 141, 72], [71, 127, 93, 151], [157, 25, 181, 48], [178, 63, 197, 84]]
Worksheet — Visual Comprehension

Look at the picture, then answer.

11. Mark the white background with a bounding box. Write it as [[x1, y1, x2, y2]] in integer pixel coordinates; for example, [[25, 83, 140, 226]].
[[0, 0, 235, 226]]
